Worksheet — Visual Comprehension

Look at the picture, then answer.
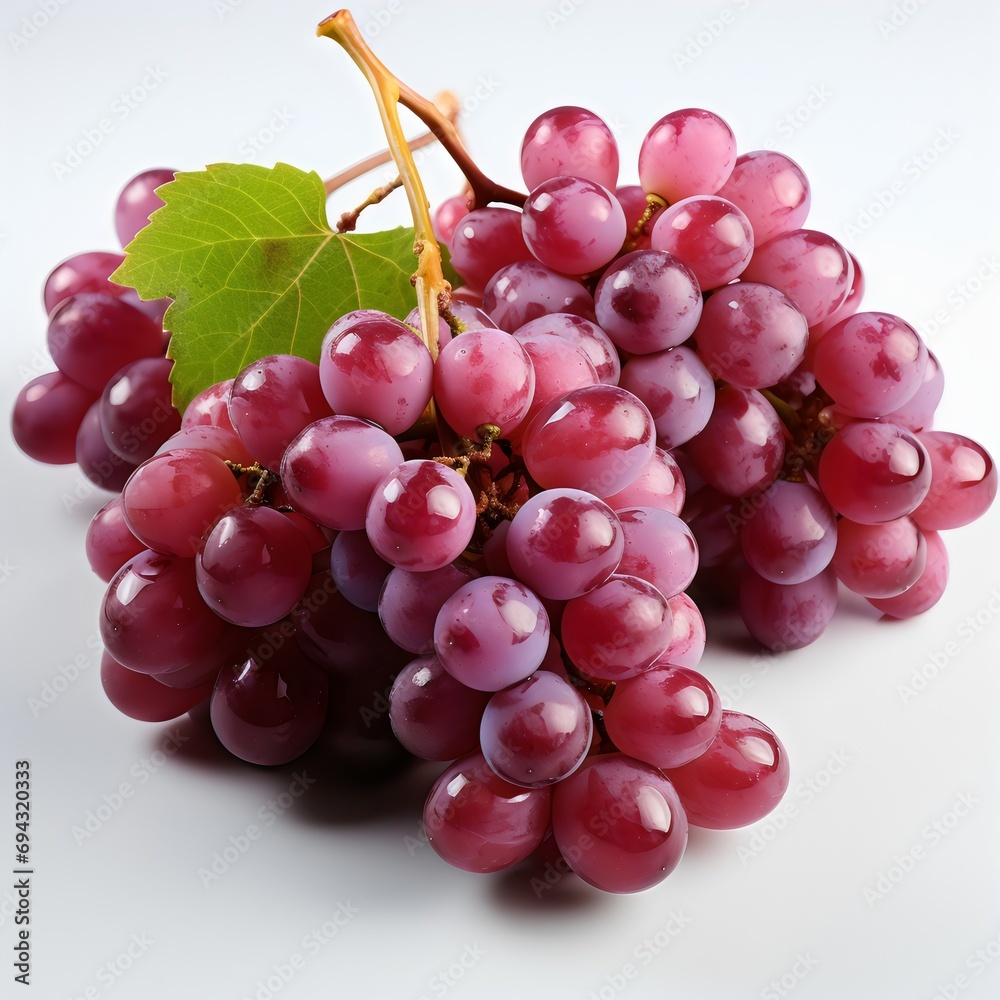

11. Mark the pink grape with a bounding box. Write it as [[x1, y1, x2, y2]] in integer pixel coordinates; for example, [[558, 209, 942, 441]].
[[122, 448, 244, 557], [366, 460, 477, 571], [101, 650, 213, 723], [739, 480, 838, 585], [43, 253, 169, 326], [594, 250, 703, 355], [115, 168, 174, 246], [715, 150, 811, 244], [741, 229, 853, 328], [483, 261, 595, 332], [329, 530, 392, 612], [280, 415, 403, 530], [433, 193, 472, 244], [605, 447, 686, 516], [551, 753, 688, 893], [196, 506, 312, 627], [423, 751, 551, 873], [521, 106, 619, 191], [883, 350, 943, 433], [522, 175, 626, 275], [813, 312, 928, 418], [43, 250, 125, 314], [521, 384, 655, 497], [377, 563, 477, 654], [100, 549, 227, 675], [434, 576, 550, 691], [868, 530, 949, 619], [448, 207, 533, 290], [76, 403, 139, 492], [99, 357, 181, 463], [155, 425, 253, 465], [683, 385, 785, 497], [433, 329, 535, 439], [47, 293, 163, 391], [210, 636, 328, 766], [619, 346, 715, 449], [832, 517, 926, 599], [911, 431, 997, 530], [650, 195, 753, 290], [616, 506, 698, 600], [389, 654, 490, 760], [86, 495, 145, 582], [480, 671, 592, 787], [561, 574, 672, 681], [512, 312, 620, 385], [814, 251, 865, 335], [665, 711, 789, 829], [505, 488, 624, 600], [229, 354, 333, 469], [818, 421, 931, 524], [658, 592, 707, 669], [693, 282, 809, 390], [738, 565, 838, 651], [507, 328, 599, 446], [638, 108, 737, 202], [12, 370, 98, 464], [605, 665, 722, 769], [181, 379, 237, 433]]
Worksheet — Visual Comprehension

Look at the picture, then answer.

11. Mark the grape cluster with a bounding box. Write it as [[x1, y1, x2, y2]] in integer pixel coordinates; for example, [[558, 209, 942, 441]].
[[10, 99, 995, 897], [90, 316, 773, 893]]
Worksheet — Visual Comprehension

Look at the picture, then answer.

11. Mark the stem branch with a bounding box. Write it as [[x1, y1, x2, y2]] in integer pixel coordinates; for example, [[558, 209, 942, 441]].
[[336, 177, 402, 232], [318, 10, 446, 360], [393, 86, 526, 210]]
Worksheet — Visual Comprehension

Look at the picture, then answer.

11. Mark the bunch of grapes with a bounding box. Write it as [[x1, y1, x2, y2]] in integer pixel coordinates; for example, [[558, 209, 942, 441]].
[[10, 97, 994, 896]]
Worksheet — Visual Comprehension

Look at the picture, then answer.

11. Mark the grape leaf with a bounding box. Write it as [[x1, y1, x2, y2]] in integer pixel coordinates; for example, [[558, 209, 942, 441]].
[[112, 162, 454, 410]]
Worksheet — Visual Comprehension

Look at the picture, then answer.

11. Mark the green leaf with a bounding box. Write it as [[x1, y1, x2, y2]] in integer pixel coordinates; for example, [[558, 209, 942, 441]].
[[112, 162, 454, 410]]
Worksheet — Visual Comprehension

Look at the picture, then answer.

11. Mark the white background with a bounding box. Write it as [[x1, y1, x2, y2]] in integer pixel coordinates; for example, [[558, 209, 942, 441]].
[[2, 1, 999, 998]]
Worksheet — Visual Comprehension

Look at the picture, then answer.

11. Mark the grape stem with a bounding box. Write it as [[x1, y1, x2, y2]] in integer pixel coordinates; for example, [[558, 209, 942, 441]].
[[225, 460, 279, 504], [335, 177, 402, 233], [318, 10, 447, 363], [392, 93, 525, 211], [626, 194, 666, 250], [434, 426, 527, 552]]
